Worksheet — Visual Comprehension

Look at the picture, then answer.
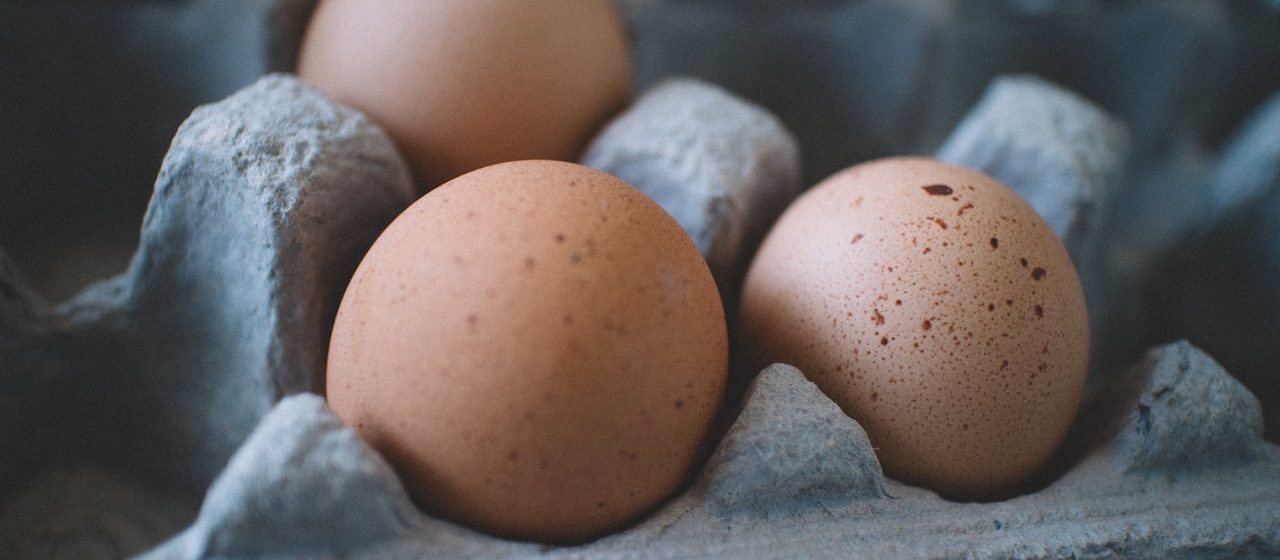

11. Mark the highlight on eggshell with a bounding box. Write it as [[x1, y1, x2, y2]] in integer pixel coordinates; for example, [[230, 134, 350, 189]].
[[296, 0, 633, 190], [325, 160, 728, 544], [738, 156, 1089, 500]]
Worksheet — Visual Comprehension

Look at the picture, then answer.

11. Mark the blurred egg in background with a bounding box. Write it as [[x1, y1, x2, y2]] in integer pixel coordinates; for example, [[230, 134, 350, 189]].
[[296, 0, 634, 190]]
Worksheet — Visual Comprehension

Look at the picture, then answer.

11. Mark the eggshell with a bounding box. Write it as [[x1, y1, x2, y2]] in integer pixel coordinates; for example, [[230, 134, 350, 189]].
[[297, 0, 633, 189], [326, 160, 727, 543], [738, 157, 1088, 499]]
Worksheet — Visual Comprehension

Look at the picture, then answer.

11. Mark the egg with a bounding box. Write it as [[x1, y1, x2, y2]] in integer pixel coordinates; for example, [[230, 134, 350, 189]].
[[738, 157, 1088, 499], [326, 160, 727, 543], [296, 0, 633, 189]]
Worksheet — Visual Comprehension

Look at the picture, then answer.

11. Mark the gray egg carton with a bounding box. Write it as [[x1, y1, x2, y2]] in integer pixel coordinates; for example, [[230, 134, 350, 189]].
[[2, 1, 1280, 559]]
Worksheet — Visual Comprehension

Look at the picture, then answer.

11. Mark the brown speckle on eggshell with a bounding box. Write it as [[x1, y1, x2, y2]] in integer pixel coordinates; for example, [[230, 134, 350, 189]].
[[739, 156, 1088, 499]]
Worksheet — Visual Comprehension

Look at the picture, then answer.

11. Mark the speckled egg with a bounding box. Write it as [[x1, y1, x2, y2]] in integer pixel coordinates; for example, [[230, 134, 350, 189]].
[[738, 157, 1088, 499], [326, 160, 727, 543]]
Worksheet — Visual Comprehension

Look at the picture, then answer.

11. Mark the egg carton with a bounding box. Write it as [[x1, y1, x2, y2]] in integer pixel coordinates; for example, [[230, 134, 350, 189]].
[[2, 1, 1280, 558]]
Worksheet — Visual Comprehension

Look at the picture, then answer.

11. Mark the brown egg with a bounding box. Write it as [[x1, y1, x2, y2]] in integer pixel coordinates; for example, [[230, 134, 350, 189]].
[[738, 157, 1088, 499], [326, 160, 727, 543], [297, 0, 633, 189]]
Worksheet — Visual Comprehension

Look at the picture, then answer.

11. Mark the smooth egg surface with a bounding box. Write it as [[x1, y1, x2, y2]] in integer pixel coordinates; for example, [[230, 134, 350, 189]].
[[297, 0, 633, 189], [326, 160, 727, 543], [738, 157, 1088, 499]]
